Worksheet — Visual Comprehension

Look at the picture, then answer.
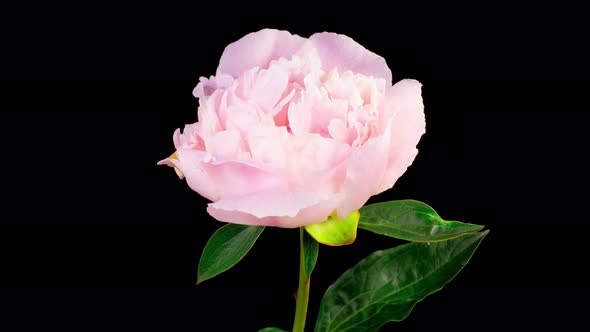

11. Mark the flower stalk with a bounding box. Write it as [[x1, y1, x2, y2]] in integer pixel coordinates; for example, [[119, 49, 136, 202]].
[[293, 228, 311, 332]]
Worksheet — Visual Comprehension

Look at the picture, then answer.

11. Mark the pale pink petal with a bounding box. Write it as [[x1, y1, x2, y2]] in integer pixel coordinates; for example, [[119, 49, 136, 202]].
[[172, 149, 217, 200], [271, 86, 297, 125], [247, 124, 289, 169], [175, 147, 288, 201], [308, 32, 392, 84], [209, 192, 323, 218], [173, 124, 206, 151], [287, 95, 311, 134], [194, 104, 222, 144], [285, 133, 351, 175], [204, 129, 242, 160], [217, 29, 306, 78], [377, 79, 425, 192], [235, 65, 289, 113], [308, 94, 348, 137], [336, 120, 393, 218], [286, 193, 344, 227], [192, 74, 234, 99], [328, 118, 357, 145], [205, 209, 283, 227], [207, 191, 342, 228], [172, 128, 182, 148], [224, 101, 264, 134], [291, 157, 348, 195]]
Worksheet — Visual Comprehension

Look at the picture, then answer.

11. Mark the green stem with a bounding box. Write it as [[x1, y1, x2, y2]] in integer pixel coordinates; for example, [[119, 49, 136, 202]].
[[293, 228, 310, 332]]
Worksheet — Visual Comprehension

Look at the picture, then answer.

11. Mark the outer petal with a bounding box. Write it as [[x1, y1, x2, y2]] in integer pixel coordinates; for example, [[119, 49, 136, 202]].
[[175, 147, 288, 201], [207, 191, 343, 228], [377, 79, 425, 192], [336, 120, 393, 218], [307, 32, 392, 84], [217, 29, 306, 78]]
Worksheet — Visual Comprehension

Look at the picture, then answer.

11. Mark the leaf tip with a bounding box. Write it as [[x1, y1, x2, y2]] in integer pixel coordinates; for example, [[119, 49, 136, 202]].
[[196, 272, 208, 285]]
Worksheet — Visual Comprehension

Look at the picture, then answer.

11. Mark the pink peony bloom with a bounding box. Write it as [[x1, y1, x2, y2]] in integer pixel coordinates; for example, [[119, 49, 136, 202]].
[[159, 29, 425, 228]]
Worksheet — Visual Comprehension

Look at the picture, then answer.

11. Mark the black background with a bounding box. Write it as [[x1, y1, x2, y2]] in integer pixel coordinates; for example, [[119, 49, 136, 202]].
[[2, 3, 588, 331]]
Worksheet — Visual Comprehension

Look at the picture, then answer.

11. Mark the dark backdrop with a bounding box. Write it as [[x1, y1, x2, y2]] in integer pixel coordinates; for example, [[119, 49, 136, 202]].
[[2, 4, 588, 331]]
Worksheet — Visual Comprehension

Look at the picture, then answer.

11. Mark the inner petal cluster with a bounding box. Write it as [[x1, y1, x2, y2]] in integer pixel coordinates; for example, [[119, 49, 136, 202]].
[[180, 50, 389, 178]]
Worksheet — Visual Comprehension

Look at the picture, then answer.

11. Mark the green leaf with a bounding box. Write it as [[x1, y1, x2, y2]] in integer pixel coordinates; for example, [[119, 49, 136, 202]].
[[258, 328, 288, 332], [314, 231, 488, 332], [305, 211, 360, 246], [197, 224, 265, 284], [302, 229, 319, 279], [359, 199, 484, 242]]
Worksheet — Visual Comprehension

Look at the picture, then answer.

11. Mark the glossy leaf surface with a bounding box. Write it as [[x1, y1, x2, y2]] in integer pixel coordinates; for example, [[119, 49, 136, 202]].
[[315, 231, 488, 332], [197, 224, 265, 284], [359, 200, 483, 242]]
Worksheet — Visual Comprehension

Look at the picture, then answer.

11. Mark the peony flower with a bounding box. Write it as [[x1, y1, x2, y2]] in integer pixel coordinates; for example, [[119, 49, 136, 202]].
[[159, 29, 425, 228]]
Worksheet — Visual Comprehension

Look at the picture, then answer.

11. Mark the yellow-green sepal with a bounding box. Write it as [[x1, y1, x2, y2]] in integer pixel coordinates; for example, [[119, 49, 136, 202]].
[[304, 211, 360, 246]]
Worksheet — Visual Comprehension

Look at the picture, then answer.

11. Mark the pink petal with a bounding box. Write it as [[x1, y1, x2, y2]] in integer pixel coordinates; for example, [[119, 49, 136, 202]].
[[217, 29, 306, 78], [336, 120, 393, 218], [247, 124, 290, 169], [207, 191, 342, 228], [192, 74, 234, 99], [287, 95, 311, 134], [377, 79, 425, 192], [285, 133, 351, 175], [308, 32, 392, 84], [224, 101, 264, 134], [175, 147, 288, 201], [291, 158, 348, 195], [236, 65, 289, 113], [204, 129, 242, 160]]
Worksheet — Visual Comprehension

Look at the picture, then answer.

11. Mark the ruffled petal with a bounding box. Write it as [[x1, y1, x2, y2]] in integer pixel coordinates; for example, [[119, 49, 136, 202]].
[[336, 120, 393, 218], [308, 32, 392, 84], [217, 29, 306, 78], [235, 65, 289, 113]]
